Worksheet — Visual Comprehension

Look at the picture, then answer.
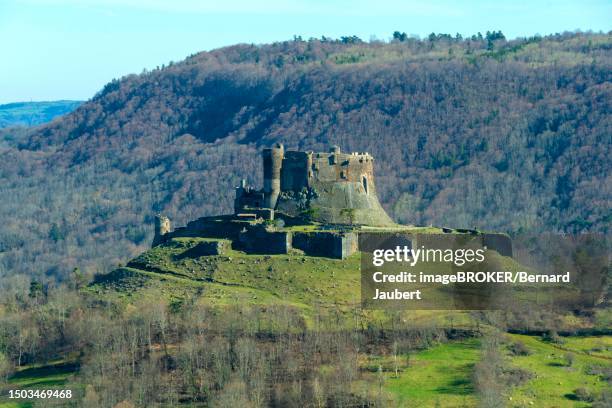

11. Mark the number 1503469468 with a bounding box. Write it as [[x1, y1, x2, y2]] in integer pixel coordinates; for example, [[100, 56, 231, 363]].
[[9, 389, 72, 399]]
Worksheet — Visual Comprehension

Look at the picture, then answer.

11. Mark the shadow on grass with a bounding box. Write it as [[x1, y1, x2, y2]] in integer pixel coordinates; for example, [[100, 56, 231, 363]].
[[174, 241, 223, 260], [11, 378, 67, 388], [564, 393, 579, 401], [434, 363, 475, 395], [564, 391, 593, 403], [9, 362, 79, 384], [435, 378, 474, 396]]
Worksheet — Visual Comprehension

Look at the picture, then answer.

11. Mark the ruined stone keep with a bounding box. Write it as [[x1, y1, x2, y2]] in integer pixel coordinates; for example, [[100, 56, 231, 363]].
[[235, 144, 394, 226]]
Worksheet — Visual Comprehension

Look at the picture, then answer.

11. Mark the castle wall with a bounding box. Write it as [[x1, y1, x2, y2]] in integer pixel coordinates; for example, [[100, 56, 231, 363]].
[[311, 154, 338, 181], [181, 240, 229, 257], [482, 233, 513, 257], [293, 232, 358, 259], [414, 233, 513, 257], [230, 227, 359, 259], [340, 232, 359, 259], [238, 226, 291, 254], [280, 151, 310, 191], [309, 152, 375, 185], [235, 190, 265, 212], [278, 149, 376, 192], [414, 233, 479, 251], [176, 216, 247, 240]]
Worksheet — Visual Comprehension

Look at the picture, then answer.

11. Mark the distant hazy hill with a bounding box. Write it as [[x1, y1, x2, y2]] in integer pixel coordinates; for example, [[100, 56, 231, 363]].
[[0, 100, 82, 128], [0, 32, 610, 280]]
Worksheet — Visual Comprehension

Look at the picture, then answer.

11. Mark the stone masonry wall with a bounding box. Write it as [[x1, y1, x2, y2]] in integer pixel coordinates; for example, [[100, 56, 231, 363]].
[[238, 226, 292, 254], [293, 231, 358, 259]]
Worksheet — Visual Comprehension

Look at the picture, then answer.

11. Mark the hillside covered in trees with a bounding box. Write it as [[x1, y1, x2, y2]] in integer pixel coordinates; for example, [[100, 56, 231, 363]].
[[0, 31, 610, 281]]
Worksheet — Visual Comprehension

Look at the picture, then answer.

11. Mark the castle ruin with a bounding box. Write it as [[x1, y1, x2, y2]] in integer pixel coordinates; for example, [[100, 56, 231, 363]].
[[152, 145, 512, 260], [234, 144, 394, 226]]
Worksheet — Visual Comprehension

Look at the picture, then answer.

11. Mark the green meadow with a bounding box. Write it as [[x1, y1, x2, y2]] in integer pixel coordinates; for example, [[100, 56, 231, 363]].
[[383, 339, 480, 407], [506, 334, 611, 407]]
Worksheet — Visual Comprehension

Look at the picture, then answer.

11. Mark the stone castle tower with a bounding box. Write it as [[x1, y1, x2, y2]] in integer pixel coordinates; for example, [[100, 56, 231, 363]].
[[235, 144, 394, 226], [153, 214, 171, 246]]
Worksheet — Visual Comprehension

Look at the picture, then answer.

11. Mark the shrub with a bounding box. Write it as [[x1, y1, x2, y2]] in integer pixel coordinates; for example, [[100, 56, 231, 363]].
[[502, 367, 533, 386], [543, 330, 564, 344], [565, 352, 575, 367], [585, 365, 612, 383], [592, 390, 612, 408], [508, 341, 531, 356], [573, 387, 594, 402]]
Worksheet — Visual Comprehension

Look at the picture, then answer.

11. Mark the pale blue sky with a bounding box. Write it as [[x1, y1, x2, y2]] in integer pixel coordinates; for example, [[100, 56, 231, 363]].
[[0, 0, 610, 103]]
